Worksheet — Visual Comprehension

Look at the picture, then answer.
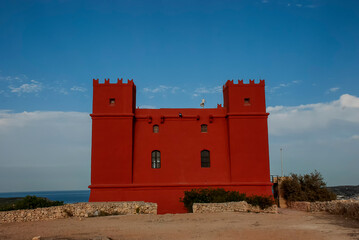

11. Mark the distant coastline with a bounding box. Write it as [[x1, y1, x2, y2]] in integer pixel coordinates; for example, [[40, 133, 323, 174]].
[[327, 185, 359, 200], [0, 186, 358, 204], [0, 190, 90, 204]]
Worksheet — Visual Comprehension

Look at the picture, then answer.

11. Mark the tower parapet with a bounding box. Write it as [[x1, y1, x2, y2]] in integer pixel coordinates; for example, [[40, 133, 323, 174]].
[[93, 78, 135, 86], [223, 79, 265, 89], [92, 78, 136, 114], [223, 79, 266, 113]]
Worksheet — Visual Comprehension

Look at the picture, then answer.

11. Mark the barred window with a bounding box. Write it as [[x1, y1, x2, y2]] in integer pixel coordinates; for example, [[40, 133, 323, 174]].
[[201, 124, 208, 133], [151, 150, 161, 169], [201, 150, 210, 168]]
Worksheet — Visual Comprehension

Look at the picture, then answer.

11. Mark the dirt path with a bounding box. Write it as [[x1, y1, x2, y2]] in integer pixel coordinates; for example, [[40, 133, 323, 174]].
[[1, 209, 359, 240]]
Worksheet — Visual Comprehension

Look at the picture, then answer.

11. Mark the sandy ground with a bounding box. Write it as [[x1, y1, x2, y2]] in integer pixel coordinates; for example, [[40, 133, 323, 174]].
[[1, 208, 359, 240]]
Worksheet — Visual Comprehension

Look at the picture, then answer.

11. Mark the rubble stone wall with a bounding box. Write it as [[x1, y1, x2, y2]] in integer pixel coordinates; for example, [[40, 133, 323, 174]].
[[193, 201, 277, 214], [0, 202, 157, 223], [288, 200, 359, 220]]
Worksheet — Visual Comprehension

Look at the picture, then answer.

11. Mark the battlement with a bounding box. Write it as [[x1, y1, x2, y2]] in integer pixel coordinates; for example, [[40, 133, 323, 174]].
[[223, 79, 265, 89], [93, 78, 135, 86]]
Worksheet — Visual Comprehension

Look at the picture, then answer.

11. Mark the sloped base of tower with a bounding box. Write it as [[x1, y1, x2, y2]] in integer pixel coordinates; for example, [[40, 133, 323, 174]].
[[89, 183, 273, 214]]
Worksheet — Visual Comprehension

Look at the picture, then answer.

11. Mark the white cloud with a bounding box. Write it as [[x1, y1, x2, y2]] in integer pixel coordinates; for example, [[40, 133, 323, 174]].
[[1, 74, 78, 96], [0, 110, 91, 191], [268, 94, 359, 136], [268, 94, 359, 185], [8, 80, 42, 95], [70, 86, 87, 92], [194, 86, 222, 95], [143, 85, 180, 94], [329, 87, 339, 93], [0, 74, 28, 83], [339, 94, 359, 108], [268, 80, 300, 94], [138, 105, 156, 109]]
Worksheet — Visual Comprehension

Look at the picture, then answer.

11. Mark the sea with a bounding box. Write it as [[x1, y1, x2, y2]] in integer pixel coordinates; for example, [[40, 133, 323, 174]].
[[0, 190, 90, 203]]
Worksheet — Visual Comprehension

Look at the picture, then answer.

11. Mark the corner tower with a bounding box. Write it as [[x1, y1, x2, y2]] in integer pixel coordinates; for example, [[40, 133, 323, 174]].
[[224, 80, 271, 192], [90, 79, 136, 200]]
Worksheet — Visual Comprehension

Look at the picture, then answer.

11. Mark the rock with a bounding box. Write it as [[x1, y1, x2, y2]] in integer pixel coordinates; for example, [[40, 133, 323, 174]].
[[192, 202, 277, 214], [32, 236, 41, 240], [288, 199, 359, 220], [0, 202, 157, 223]]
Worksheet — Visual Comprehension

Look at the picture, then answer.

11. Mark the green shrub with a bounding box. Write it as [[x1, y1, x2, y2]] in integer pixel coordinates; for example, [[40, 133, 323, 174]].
[[0, 195, 64, 211], [281, 170, 337, 203], [245, 195, 274, 209], [180, 188, 272, 212]]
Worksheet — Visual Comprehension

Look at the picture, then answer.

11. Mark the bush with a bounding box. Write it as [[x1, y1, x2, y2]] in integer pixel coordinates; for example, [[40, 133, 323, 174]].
[[245, 195, 275, 210], [0, 195, 64, 211], [281, 170, 337, 203], [180, 188, 273, 212]]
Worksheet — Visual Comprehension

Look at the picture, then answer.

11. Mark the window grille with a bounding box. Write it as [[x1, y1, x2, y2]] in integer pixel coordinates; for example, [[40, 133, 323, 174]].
[[151, 150, 161, 169]]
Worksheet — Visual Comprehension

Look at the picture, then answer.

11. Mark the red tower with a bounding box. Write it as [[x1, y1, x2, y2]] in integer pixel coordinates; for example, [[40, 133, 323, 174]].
[[89, 79, 272, 214]]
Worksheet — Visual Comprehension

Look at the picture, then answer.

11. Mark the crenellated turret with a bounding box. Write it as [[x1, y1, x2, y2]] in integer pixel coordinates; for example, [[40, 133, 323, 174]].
[[224, 79, 270, 183], [91, 78, 136, 185], [93, 78, 135, 85], [223, 79, 266, 114], [92, 78, 136, 115]]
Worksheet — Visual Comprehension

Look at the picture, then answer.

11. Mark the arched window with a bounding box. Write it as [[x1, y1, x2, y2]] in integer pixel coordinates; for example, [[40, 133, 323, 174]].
[[201, 124, 208, 133], [151, 150, 161, 169], [153, 125, 159, 133], [201, 150, 210, 168]]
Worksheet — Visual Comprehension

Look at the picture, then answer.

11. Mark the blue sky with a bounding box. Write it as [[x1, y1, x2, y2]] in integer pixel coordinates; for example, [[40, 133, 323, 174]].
[[0, 0, 359, 192]]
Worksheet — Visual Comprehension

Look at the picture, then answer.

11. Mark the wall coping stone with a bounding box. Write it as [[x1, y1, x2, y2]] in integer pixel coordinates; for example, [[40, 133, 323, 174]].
[[192, 201, 277, 214], [0, 202, 157, 223]]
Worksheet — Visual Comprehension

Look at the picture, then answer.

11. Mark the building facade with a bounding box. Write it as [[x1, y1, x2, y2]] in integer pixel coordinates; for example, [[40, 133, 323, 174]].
[[89, 79, 272, 213]]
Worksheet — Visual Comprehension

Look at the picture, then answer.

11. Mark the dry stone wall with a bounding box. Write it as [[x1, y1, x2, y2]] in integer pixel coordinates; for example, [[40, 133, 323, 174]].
[[288, 199, 359, 220], [193, 201, 277, 214], [0, 202, 157, 223]]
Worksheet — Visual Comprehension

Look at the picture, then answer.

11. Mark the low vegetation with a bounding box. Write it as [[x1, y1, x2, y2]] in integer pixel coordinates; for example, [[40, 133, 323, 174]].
[[180, 188, 274, 212], [0, 195, 64, 211], [281, 170, 337, 203]]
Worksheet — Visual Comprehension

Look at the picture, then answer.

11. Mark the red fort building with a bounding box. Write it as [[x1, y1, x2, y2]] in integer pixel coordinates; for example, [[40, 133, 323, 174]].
[[89, 79, 272, 213]]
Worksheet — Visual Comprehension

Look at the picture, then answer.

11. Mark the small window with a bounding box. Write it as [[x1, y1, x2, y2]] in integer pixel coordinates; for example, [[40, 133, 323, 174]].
[[151, 150, 161, 169], [153, 125, 159, 133], [109, 98, 116, 105], [201, 150, 210, 168], [201, 124, 208, 133], [244, 98, 250, 105]]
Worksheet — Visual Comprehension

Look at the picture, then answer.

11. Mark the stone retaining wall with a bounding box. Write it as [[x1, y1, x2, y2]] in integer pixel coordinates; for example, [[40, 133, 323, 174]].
[[0, 202, 157, 223], [288, 200, 359, 220], [193, 201, 277, 214]]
